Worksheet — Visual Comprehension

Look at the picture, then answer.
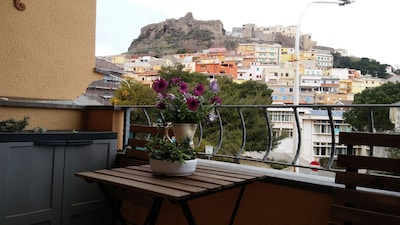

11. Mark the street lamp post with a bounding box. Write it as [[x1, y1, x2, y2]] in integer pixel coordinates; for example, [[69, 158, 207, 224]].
[[108, 74, 131, 89], [294, 0, 355, 105], [292, 0, 354, 172]]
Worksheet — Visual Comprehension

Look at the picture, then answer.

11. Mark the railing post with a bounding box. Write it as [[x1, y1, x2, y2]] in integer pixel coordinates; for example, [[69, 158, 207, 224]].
[[327, 107, 336, 169], [123, 108, 131, 149], [236, 107, 246, 163], [262, 107, 273, 161], [368, 107, 375, 157]]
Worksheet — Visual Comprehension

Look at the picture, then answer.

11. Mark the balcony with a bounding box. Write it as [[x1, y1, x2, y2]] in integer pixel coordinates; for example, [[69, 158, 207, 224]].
[[1, 100, 398, 225]]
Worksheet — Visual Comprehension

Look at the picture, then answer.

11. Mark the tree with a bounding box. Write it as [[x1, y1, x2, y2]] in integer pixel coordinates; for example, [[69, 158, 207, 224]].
[[344, 82, 400, 131], [111, 66, 282, 156], [110, 80, 157, 125], [159, 64, 208, 84], [110, 80, 155, 105], [387, 147, 400, 159], [203, 77, 283, 155], [333, 53, 389, 78]]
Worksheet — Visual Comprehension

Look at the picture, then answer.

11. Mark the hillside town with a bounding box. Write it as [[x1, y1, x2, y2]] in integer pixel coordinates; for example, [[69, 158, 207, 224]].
[[2, 2, 399, 224], [89, 24, 399, 169], [92, 24, 397, 106]]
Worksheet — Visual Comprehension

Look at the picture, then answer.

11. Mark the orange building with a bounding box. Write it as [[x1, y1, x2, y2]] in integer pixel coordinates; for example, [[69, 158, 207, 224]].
[[195, 61, 237, 78]]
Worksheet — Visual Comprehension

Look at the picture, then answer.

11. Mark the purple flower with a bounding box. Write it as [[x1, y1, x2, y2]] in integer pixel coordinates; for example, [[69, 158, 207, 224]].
[[193, 83, 204, 96], [210, 80, 219, 93], [186, 97, 200, 111], [153, 78, 169, 93], [152, 76, 223, 123], [170, 77, 182, 84], [178, 81, 188, 93], [210, 96, 222, 105], [157, 93, 164, 100], [166, 93, 175, 100]]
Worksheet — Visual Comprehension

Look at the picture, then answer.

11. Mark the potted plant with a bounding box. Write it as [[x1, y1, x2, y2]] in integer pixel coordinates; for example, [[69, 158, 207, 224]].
[[152, 77, 221, 145], [145, 135, 197, 176]]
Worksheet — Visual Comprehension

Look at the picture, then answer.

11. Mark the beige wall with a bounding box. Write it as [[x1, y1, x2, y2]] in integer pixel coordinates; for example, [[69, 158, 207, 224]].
[[0, 107, 84, 130], [1, 105, 125, 149], [0, 0, 99, 100]]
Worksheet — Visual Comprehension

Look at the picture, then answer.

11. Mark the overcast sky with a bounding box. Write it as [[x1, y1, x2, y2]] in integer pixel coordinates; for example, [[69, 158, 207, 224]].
[[96, 0, 399, 68]]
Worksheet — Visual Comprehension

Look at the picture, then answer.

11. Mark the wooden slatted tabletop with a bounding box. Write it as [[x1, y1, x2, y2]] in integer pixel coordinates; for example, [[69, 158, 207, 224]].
[[76, 164, 266, 201]]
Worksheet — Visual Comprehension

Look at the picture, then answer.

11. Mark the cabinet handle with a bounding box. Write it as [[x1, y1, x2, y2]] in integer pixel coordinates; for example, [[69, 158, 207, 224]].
[[34, 140, 67, 146], [67, 140, 94, 146]]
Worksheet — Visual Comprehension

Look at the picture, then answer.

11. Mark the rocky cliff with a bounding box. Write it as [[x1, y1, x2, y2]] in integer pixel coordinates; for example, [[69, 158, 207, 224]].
[[127, 12, 240, 55]]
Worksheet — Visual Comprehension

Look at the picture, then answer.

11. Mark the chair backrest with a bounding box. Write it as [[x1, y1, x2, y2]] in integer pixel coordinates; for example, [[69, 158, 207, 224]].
[[329, 132, 400, 225], [116, 125, 172, 167]]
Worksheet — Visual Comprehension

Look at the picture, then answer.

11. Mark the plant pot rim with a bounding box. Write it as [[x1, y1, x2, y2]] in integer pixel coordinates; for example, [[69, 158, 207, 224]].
[[149, 158, 197, 176]]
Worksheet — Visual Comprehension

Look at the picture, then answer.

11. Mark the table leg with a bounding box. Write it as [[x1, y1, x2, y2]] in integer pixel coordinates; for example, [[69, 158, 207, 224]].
[[180, 201, 197, 225], [144, 196, 163, 225], [97, 183, 127, 225], [229, 185, 246, 225]]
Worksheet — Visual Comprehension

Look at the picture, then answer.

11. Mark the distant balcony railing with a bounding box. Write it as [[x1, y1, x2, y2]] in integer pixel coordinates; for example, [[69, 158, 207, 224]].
[[117, 104, 400, 173]]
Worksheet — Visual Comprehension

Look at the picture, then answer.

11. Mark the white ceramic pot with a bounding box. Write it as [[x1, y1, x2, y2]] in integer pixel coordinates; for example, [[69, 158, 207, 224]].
[[165, 123, 198, 146], [149, 158, 197, 176]]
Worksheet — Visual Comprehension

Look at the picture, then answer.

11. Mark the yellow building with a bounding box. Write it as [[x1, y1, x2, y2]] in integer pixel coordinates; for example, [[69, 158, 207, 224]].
[[314, 93, 353, 105], [280, 47, 295, 62], [110, 55, 129, 66], [1, 0, 100, 101], [236, 43, 256, 68], [351, 75, 385, 94], [1, 1, 123, 138], [339, 79, 353, 94]]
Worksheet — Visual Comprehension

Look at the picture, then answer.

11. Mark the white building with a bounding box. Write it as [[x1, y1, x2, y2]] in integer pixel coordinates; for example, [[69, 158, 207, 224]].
[[245, 108, 352, 166], [254, 43, 281, 64]]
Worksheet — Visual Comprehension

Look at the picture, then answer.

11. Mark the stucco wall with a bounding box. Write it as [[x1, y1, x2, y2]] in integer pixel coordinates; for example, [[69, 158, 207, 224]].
[[0, 107, 84, 130], [0, 0, 99, 100]]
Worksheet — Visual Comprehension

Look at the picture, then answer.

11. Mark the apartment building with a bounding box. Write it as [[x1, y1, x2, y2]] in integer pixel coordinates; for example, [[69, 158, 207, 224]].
[[267, 108, 352, 164], [280, 47, 296, 62], [254, 43, 281, 64], [236, 43, 256, 68], [195, 60, 237, 78], [316, 51, 334, 76], [236, 63, 278, 81], [351, 75, 386, 94]]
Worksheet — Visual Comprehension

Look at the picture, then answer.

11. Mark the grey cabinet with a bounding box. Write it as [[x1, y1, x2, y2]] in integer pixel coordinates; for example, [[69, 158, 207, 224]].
[[0, 132, 117, 225]]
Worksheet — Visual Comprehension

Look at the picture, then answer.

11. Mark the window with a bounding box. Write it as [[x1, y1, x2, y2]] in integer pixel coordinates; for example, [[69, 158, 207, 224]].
[[271, 111, 293, 122], [314, 120, 349, 134], [272, 128, 292, 138], [313, 142, 347, 157]]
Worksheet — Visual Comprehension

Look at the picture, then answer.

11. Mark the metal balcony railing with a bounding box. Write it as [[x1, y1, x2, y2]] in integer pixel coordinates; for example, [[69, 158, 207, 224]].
[[117, 104, 400, 173]]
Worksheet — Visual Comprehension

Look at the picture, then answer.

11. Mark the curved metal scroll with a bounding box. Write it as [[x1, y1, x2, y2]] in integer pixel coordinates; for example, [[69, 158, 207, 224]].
[[236, 108, 246, 161]]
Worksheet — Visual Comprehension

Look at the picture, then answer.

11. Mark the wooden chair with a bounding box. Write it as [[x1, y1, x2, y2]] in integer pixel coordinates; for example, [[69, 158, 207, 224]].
[[116, 124, 171, 167], [329, 132, 400, 225]]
